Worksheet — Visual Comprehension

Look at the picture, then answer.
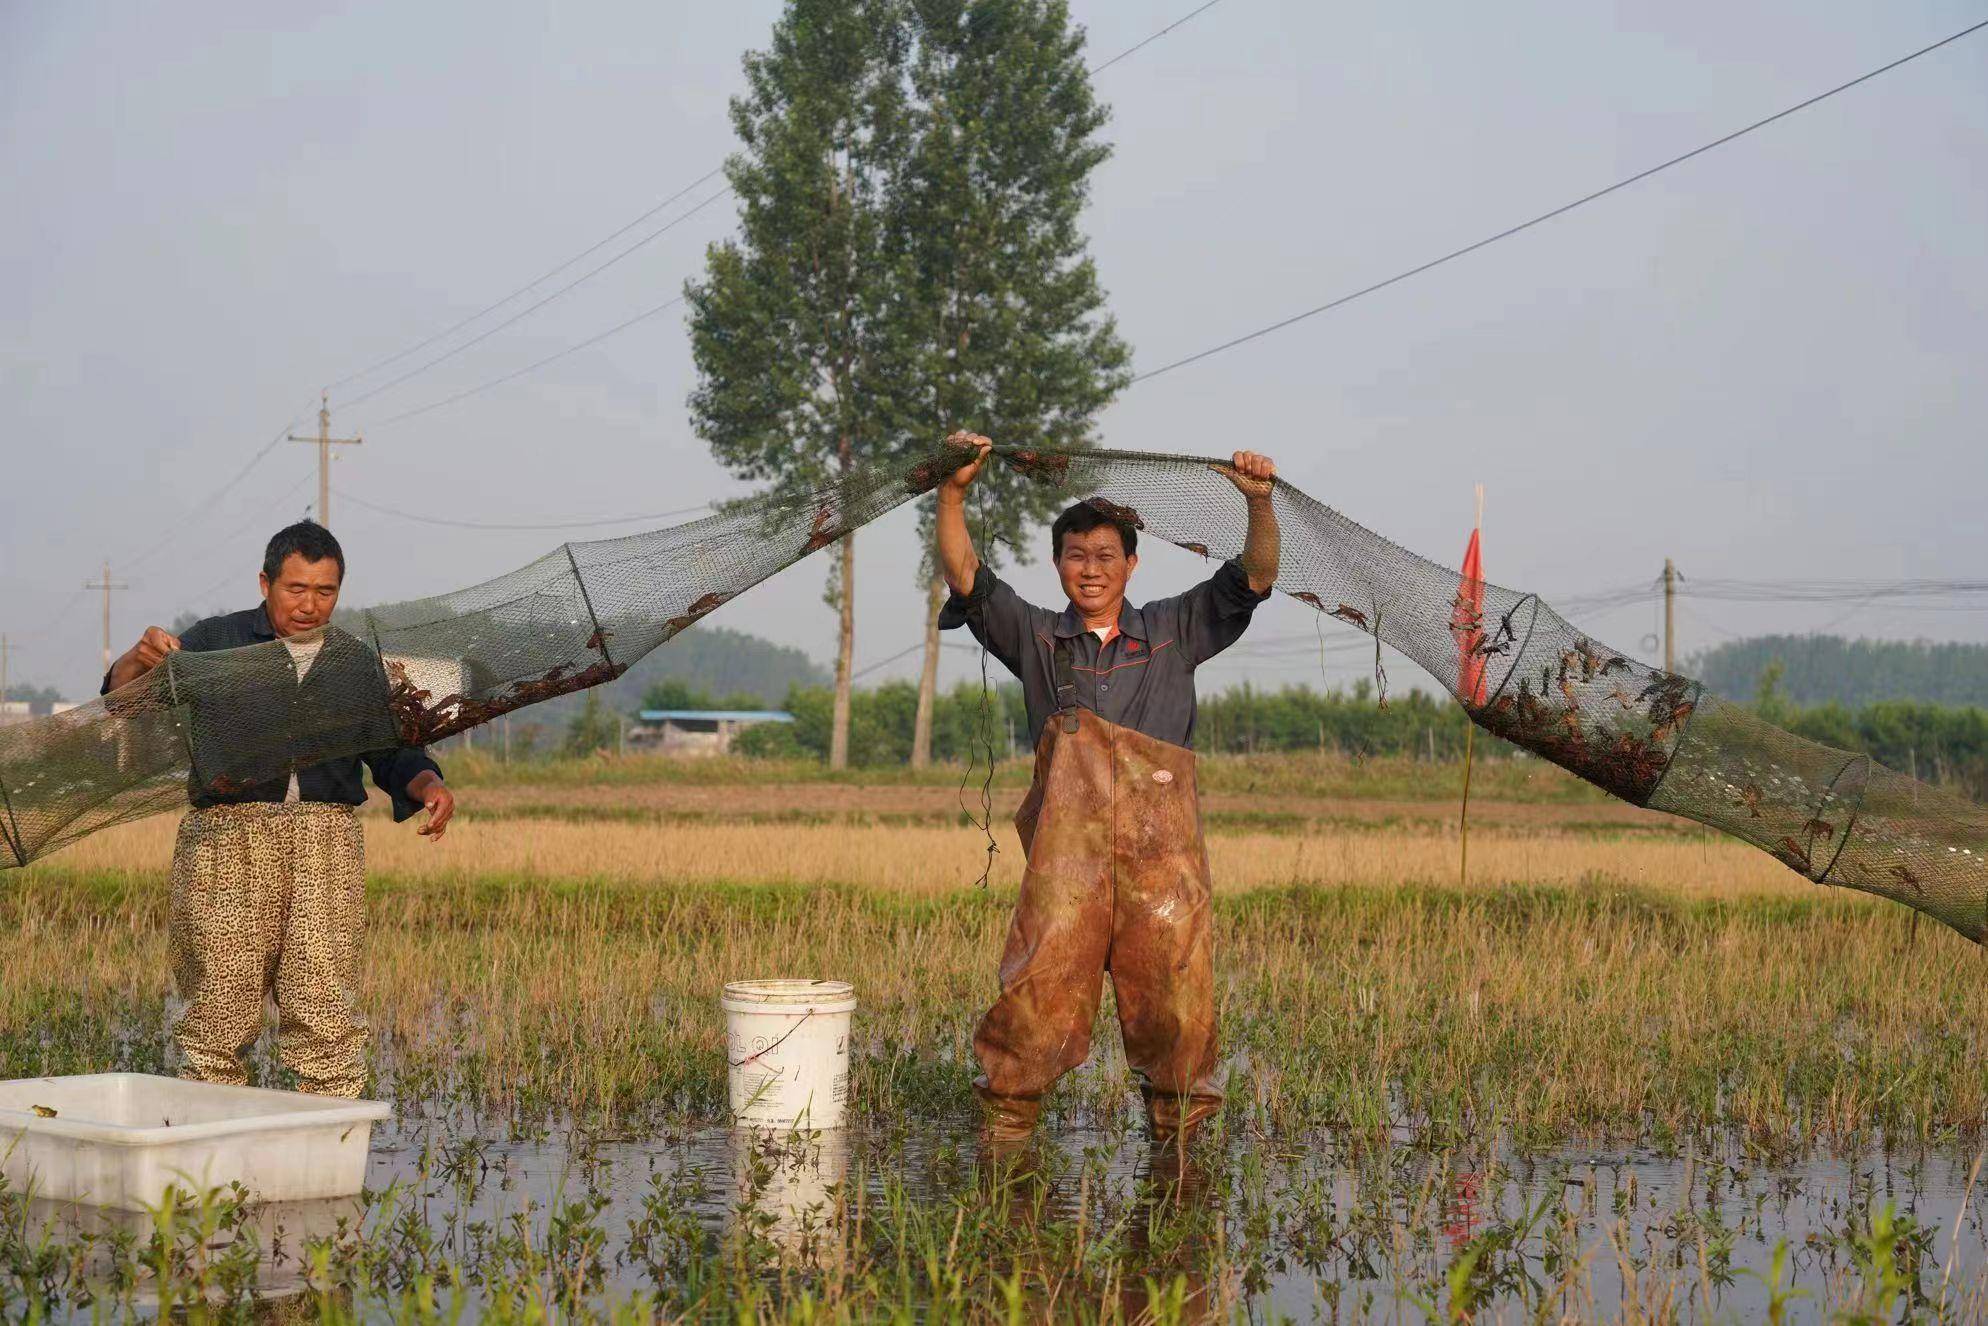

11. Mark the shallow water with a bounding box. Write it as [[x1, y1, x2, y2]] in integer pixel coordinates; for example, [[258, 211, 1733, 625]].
[[22, 1107, 1988, 1321]]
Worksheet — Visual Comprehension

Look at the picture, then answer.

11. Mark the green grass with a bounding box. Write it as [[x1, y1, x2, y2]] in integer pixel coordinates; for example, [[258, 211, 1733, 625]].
[[5, 869, 1979, 1146]]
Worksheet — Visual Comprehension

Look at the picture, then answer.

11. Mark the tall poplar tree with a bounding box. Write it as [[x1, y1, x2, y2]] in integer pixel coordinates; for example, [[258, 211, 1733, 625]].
[[896, 0, 1131, 765], [686, 0, 915, 770]]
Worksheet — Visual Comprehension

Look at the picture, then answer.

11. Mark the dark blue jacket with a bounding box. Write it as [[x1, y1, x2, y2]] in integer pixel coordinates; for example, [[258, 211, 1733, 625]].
[[103, 605, 440, 819]]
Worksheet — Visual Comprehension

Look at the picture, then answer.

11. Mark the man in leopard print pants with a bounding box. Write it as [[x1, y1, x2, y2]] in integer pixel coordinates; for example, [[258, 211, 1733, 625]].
[[105, 523, 456, 1098]]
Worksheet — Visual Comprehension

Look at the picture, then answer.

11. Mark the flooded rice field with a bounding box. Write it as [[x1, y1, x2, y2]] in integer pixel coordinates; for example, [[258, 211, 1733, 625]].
[[14, 1101, 1988, 1321], [10, 771, 1988, 1320]]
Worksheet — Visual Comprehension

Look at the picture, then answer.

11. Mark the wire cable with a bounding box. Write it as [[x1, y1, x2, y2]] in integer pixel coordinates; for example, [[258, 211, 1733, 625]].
[[1129, 15, 1988, 384], [349, 0, 1235, 429], [167, 468, 318, 585], [850, 639, 983, 681], [331, 0, 1210, 405], [12, 590, 90, 643], [362, 295, 685, 430], [1680, 577, 1988, 602], [323, 168, 726, 396], [168, 471, 321, 610], [333, 488, 718, 531], [114, 405, 320, 575], [1089, 0, 1228, 74], [334, 186, 733, 412]]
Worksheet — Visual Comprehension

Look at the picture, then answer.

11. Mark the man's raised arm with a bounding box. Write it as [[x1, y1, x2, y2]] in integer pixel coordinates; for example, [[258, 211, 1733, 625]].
[[936, 431, 993, 595], [1219, 451, 1280, 594]]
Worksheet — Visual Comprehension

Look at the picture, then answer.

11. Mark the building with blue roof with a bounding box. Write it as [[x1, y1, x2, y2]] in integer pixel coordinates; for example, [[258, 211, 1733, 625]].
[[630, 708, 795, 757]]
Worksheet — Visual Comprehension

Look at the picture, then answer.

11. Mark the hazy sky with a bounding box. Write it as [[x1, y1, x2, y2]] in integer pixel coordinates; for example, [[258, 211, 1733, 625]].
[[4, 0, 1985, 701]]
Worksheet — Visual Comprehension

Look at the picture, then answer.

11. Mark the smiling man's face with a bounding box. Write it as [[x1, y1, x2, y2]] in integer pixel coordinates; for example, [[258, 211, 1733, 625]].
[[1056, 525, 1138, 621]]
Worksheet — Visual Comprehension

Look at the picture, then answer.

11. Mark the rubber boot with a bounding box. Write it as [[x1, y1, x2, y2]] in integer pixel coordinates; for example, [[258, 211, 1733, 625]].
[[1145, 1084, 1223, 1146], [975, 1086, 1043, 1146]]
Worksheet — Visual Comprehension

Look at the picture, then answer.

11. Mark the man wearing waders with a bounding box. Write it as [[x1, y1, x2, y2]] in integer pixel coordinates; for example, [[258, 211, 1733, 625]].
[[936, 435, 1280, 1144], [103, 522, 456, 1097]]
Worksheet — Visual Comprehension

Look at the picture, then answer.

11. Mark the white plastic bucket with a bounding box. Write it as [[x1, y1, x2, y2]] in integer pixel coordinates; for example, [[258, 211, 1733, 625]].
[[722, 980, 855, 1129]]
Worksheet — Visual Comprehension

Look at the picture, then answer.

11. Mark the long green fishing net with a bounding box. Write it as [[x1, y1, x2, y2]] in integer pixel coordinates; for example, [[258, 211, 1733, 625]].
[[3, 443, 1983, 940]]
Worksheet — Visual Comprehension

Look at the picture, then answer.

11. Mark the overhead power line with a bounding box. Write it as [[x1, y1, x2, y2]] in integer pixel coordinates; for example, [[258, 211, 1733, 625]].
[[323, 167, 727, 396], [1129, 16, 1988, 384], [1089, 0, 1227, 74], [14, 590, 90, 644], [171, 469, 321, 609], [335, 488, 717, 531], [1678, 577, 1988, 603], [113, 405, 320, 576], [170, 469, 318, 584], [363, 295, 686, 430], [29, 0, 1234, 646], [851, 638, 983, 680], [335, 186, 733, 412], [333, 3, 1226, 409], [97, 114, 723, 589], [349, 0, 1233, 429]]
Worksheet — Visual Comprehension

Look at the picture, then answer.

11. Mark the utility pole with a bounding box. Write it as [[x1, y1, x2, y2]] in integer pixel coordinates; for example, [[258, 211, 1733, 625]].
[[1, 633, 9, 708], [84, 561, 128, 675], [289, 393, 362, 528], [1662, 558, 1680, 673]]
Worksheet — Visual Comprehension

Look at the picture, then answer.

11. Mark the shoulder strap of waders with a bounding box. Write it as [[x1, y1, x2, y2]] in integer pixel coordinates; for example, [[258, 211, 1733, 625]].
[[1052, 636, 1080, 734]]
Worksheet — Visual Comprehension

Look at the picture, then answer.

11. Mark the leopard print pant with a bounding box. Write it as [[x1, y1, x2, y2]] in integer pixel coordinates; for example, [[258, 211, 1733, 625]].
[[169, 802, 368, 1098]]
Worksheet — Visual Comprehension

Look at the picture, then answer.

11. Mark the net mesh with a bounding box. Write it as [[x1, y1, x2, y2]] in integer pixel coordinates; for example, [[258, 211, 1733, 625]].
[[3, 443, 1982, 940]]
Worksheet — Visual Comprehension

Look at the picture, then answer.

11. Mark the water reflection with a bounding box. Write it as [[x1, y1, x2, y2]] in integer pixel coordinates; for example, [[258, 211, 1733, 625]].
[[26, 1192, 359, 1305], [17, 1113, 1988, 1318], [1122, 1143, 1218, 1325], [728, 1126, 849, 1256]]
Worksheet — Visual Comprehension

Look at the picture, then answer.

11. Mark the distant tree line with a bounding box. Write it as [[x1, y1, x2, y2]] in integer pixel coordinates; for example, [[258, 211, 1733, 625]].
[[660, 667, 1988, 798], [715, 679, 1031, 767], [538, 631, 1988, 796], [1195, 682, 1490, 760], [1753, 662, 1988, 797], [533, 626, 828, 726], [1692, 634, 1988, 708], [720, 679, 1498, 765]]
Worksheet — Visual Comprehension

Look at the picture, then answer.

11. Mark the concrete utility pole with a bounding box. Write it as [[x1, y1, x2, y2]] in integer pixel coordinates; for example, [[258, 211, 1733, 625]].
[[84, 562, 128, 675], [290, 393, 362, 528], [1662, 558, 1680, 673]]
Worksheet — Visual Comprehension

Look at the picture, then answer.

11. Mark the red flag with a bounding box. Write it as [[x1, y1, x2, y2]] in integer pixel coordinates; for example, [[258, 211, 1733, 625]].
[[1452, 512, 1487, 707]]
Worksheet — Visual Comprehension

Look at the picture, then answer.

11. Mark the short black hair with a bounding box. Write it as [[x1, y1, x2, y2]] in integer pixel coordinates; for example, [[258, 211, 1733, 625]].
[[1050, 502, 1138, 561], [262, 521, 346, 583]]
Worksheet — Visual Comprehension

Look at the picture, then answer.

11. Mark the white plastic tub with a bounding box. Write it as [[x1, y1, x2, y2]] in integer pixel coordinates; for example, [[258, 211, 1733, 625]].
[[722, 980, 855, 1129], [0, 1073, 391, 1211]]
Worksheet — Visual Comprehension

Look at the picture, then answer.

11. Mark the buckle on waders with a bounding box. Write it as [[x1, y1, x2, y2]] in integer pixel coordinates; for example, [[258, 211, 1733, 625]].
[[1052, 637, 1080, 733]]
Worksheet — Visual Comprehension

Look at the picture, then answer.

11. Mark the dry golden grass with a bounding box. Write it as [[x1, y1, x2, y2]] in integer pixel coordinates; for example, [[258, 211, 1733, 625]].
[[446, 747, 1614, 804], [33, 809, 1804, 899], [462, 778, 1673, 829]]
